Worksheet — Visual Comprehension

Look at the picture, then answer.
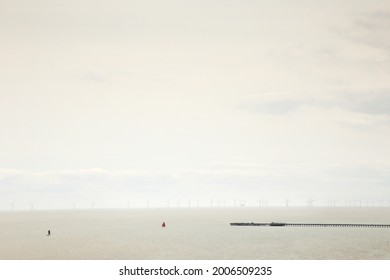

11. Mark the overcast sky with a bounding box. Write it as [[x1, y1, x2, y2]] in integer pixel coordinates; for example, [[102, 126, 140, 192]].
[[1, 0, 390, 210]]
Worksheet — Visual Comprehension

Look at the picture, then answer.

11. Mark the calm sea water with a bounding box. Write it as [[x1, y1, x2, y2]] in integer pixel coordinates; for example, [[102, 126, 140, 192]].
[[0, 208, 389, 260]]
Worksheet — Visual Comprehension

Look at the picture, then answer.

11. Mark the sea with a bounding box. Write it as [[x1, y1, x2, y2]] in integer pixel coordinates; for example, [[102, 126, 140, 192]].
[[0, 207, 389, 260]]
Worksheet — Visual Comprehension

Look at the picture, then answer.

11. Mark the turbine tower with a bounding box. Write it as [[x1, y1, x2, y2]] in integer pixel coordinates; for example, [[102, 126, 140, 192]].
[[307, 199, 315, 207], [328, 199, 336, 207]]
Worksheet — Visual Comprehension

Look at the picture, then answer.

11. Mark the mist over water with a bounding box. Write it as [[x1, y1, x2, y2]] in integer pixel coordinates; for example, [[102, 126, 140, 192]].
[[1, 208, 389, 260]]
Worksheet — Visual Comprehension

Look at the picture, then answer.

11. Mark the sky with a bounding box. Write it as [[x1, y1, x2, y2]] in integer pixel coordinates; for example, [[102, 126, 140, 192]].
[[1, 0, 390, 210]]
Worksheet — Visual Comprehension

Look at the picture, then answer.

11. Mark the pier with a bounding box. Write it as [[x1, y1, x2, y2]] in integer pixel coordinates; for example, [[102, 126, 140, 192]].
[[230, 222, 390, 228]]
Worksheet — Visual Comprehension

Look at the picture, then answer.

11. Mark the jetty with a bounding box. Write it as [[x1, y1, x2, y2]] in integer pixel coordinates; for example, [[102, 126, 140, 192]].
[[230, 222, 390, 228]]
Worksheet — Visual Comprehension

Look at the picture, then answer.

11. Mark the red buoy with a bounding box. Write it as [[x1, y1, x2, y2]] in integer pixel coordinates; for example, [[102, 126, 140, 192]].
[[162, 222, 166, 227]]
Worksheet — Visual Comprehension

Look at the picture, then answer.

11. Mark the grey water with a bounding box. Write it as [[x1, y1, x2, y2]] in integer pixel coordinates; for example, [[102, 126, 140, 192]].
[[0, 207, 389, 259]]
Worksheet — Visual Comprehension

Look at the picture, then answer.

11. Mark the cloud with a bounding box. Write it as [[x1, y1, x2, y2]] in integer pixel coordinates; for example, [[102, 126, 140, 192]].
[[328, 89, 390, 126], [242, 91, 291, 99], [352, 11, 390, 52], [334, 10, 390, 53], [329, 108, 390, 127], [237, 87, 390, 127], [237, 91, 315, 115], [247, 99, 303, 115], [340, 90, 390, 115], [0, 168, 176, 194], [80, 71, 108, 83]]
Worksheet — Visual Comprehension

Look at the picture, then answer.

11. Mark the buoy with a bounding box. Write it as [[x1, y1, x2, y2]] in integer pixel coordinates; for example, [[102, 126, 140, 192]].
[[162, 222, 166, 227], [47, 230, 51, 236]]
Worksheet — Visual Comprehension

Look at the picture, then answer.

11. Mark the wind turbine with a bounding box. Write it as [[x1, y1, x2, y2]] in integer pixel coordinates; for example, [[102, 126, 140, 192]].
[[285, 199, 290, 207], [11, 202, 15, 212], [72, 202, 76, 210], [29, 201, 35, 211], [307, 199, 314, 207], [91, 201, 95, 210]]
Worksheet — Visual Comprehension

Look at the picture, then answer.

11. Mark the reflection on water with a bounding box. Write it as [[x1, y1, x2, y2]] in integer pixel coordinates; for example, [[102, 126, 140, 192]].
[[0, 208, 389, 259]]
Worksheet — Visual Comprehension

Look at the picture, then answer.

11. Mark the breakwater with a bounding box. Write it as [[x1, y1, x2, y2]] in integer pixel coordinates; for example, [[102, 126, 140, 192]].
[[230, 222, 390, 228]]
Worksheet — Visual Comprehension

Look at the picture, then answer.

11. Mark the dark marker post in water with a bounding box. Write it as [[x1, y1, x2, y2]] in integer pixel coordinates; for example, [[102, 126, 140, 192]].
[[47, 230, 51, 236]]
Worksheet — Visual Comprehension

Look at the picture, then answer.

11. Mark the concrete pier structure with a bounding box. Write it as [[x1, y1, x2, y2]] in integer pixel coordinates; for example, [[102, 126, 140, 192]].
[[230, 222, 390, 228]]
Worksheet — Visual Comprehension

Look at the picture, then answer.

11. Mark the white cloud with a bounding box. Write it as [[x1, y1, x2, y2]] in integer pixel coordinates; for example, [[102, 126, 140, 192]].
[[329, 108, 390, 127], [350, 11, 390, 52]]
